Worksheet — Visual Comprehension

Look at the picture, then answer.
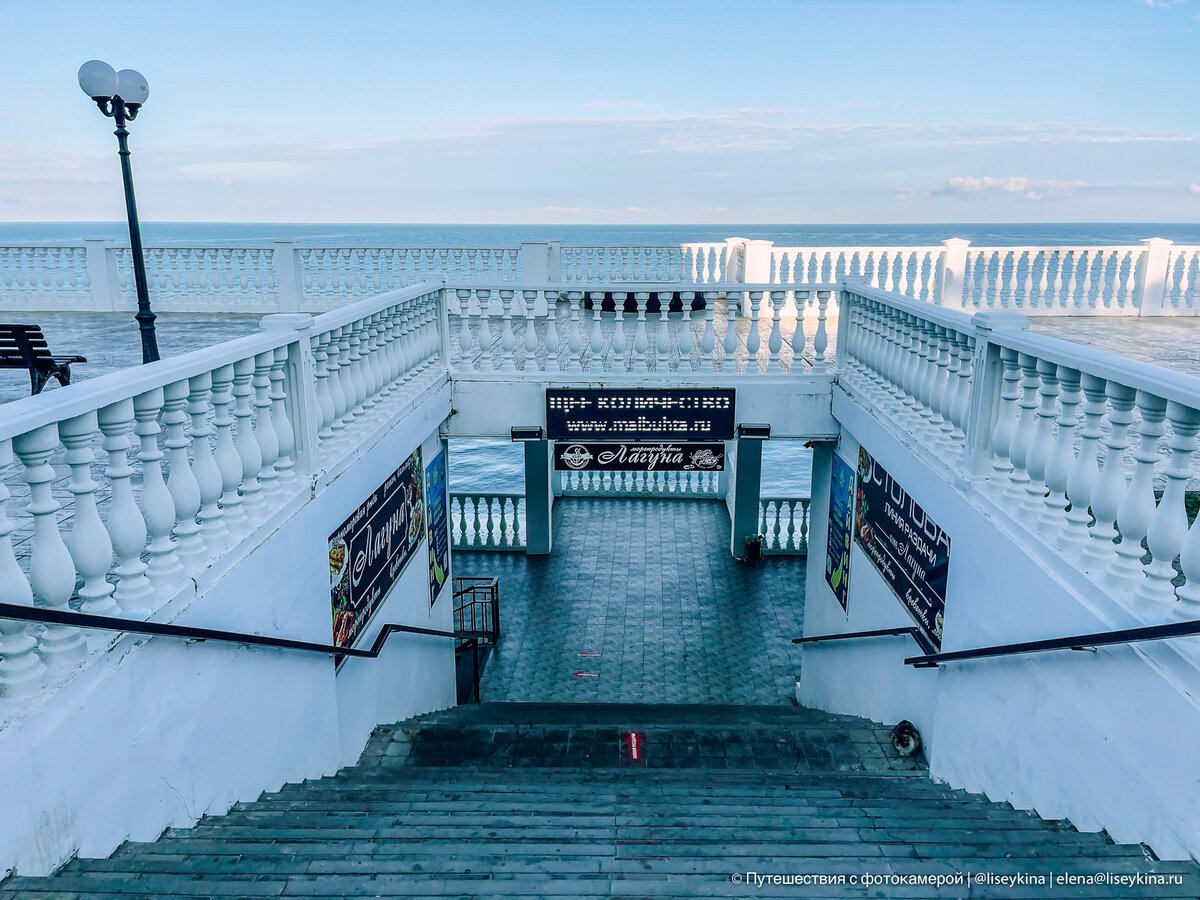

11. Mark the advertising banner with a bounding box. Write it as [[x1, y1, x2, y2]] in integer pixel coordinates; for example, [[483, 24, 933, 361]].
[[855, 446, 950, 651], [546, 388, 735, 440], [554, 442, 725, 472], [824, 453, 854, 612], [329, 447, 425, 652], [425, 447, 450, 608]]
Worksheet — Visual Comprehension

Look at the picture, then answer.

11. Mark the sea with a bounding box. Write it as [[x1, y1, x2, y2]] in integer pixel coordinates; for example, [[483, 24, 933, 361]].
[[5, 222, 1199, 495]]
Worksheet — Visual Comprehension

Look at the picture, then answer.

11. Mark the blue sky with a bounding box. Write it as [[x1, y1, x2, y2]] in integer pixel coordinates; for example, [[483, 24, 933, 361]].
[[2, 0, 1198, 224]]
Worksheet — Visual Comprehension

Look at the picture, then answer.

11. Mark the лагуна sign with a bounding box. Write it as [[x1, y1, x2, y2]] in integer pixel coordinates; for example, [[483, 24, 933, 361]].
[[329, 447, 425, 653], [854, 446, 950, 651], [554, 442, 725, 472]]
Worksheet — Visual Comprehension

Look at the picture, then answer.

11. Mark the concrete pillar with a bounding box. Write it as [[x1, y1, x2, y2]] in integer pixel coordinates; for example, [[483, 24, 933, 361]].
[[742, 239, 774, 284], [729, 435, 763, 559], [524, 438, 553, 555], [273, 240, 305, 312], [520, 241, 562, 283], [83, 239, 119, 311], [938, 238, 970, 308], [1135, 238, 1173, 317]]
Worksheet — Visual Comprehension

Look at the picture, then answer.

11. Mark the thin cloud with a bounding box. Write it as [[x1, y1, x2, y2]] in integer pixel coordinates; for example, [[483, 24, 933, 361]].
[[933, 176, 1092, 201]]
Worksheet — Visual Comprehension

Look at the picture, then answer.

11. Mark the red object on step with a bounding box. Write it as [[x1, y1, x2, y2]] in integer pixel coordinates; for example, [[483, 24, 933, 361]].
[[625, 731, 644, 760]]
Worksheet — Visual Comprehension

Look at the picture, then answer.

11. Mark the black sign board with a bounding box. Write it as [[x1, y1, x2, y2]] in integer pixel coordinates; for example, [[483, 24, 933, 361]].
[[555, 442, 725, 472], [329, 447, 425, 654], [546, 388, 735, 441], [854, 446, 950, 652]]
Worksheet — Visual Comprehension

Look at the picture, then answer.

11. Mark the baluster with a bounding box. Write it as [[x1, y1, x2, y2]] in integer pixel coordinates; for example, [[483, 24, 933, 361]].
[[935, 331, 963, 443], [989, 347, 1022, 488], [269, 346, 297, 484], [455, 289, 473, 361], [799, 499, 810, 552], [1042, 367, 1081, 534], [791, 291, 807, 373], [746, 291, 762, 373], [186, 372, 229, 551], [96, 400, 154, 613], [767, 291, 785, 371], [656, 291, 672, 372], [311, 332, 336, 442], [949, 334, 973, 441], [1019, 359, 1059, 519], [522, 289, 539, 370], [484, 497, 498, 547], [772, 501, 783, 549], [328, 328, 353, 437], [359, 315, 381, 408], [58, 412, 117, 615], [1107, 392, 1166, 589], [230, 358, 266, 524], [1060, 374, 1108, 552], [468, 497, 482, 547], [251, 351, 281, 500], [813, 291, 830, 373], [633, 292, 650, 372], [160, 379, 207, 570], [926, 327, 952, 436], [132, 388, 185, 587], [678, 292, 694, 373], [1082, 383, 1137, 573], [12, 424, 87, 669], [0, 439, 45, 696], [783, 500, 796, 550], [544, 290, 561, 370], [566, 291, 584, 371], [476, 289, 496, 370], [723, 292, 739, 372], [609, 292, 626, 372], [499, 289, 518, 371], [700, 292, 717, 372], [1138, 404, 1200, 611], [1004, 353, 1041, 503], [587, 291, 606, 371], [510, 497, 522, 547]]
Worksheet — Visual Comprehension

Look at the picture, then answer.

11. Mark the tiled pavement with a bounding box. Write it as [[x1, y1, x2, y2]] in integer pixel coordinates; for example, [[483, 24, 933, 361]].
[[455, 498, 807, 706]]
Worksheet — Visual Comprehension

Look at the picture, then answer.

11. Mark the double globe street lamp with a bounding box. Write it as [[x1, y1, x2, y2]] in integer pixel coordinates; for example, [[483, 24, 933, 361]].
[[77, 60, 160, 364]]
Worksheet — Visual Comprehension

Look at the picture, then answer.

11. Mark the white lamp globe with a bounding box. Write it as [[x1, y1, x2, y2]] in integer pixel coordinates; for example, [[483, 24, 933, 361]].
[[115, 69, 150, 105], [78, 60, 118, 99]]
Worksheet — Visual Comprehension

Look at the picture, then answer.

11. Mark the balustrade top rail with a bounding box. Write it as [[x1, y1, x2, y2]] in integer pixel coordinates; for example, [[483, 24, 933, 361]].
[[1, 236, 1196, 315]]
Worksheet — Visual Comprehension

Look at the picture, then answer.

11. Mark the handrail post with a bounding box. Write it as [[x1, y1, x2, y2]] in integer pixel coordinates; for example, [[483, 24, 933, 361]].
[[1134, 237, 1173, 317], [437, 280, 452, 370], [961, 311, 1030, 478], [938, 238, 970, 309], [260, 314, 320, 474]]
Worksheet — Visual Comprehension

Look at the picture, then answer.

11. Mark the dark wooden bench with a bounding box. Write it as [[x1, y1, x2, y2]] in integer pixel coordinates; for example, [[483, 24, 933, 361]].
[[0, 324, 87, 395]]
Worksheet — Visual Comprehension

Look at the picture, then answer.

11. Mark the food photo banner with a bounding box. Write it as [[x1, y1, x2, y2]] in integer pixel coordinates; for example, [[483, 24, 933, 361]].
[[824, 452, 855, 613], [425, 447, 450, 608], [546, 388, 735, 441], [854, 446, 950, 651], [329, 447, 425, 654], [554, 442, 725, 472]]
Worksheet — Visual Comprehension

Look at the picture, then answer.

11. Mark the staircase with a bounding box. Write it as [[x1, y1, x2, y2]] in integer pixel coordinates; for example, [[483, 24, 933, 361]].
[[4, 703, 1197, 898]]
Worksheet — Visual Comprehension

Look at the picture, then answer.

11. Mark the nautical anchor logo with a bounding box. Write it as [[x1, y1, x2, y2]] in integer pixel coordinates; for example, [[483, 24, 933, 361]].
[[560, 445, 593, 469]]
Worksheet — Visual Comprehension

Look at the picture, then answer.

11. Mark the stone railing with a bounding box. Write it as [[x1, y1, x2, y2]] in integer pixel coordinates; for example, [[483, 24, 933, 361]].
[[838, 282, 1200, 629], [770, 246, 945, 302], [557, 469, 720, 498], [446, 282, 836, 376], [450, 493, 526, 550], [0, 281, 449, 700], [759, 497, 811, 554], [2, 237, 1197, 315]]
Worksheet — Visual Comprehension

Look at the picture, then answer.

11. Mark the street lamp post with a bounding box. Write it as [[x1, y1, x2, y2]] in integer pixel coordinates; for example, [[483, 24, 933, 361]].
[[78, 60, 160, 364]]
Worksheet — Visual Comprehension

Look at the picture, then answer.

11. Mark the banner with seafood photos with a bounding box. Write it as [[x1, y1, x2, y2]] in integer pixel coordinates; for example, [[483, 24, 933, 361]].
[[329, 447, 425, 655]]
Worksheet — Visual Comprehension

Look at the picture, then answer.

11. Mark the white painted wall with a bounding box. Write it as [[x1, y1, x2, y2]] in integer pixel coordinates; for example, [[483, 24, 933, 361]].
[[0, 399, 456, 877], [799, 385, 1200, 860]]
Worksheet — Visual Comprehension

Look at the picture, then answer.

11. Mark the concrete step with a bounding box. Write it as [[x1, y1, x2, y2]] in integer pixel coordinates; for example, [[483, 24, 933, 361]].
[[3, 702, 1196, 900]]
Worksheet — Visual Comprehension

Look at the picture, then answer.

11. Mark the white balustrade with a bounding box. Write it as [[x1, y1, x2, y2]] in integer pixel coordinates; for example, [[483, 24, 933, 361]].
[[846, 279, 1200, 627], [449, 493, 526, 550], [0, 280, 453, 706], [758, 498, 811, 554], [556, 469, 720, 498]]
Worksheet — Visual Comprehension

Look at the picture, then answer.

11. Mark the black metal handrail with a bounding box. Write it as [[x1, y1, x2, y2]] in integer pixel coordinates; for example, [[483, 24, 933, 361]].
[[453, 576, 500, 644], [793, 626, 937, 655], [904, 618, 1200, 668], [0, 603, 491, 660]]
